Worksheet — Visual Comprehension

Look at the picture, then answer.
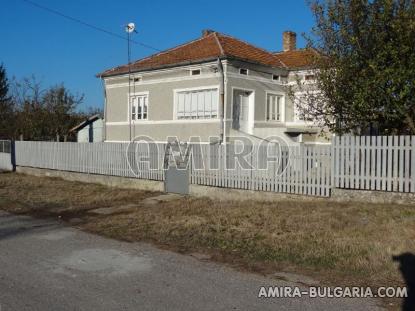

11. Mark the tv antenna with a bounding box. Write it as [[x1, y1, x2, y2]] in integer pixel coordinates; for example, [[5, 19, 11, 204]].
[[126, 22, 137, 141], [125, 22, 137, 34]]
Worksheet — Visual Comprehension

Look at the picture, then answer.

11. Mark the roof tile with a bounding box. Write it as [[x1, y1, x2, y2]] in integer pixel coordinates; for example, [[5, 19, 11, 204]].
[[98, 31, 316, 77], [274, 49, 318, 69]]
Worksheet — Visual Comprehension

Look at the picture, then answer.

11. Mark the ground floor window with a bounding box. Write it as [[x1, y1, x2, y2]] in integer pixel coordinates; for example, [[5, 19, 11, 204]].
[[266, 93, 283, 121], [176, 88, 218, 119], [131, 94, 148, 121]]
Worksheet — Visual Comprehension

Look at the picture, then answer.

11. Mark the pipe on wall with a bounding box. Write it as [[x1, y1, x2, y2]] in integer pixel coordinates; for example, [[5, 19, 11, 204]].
[[217, 58, 225, 144], [101, 78, 108, 142]]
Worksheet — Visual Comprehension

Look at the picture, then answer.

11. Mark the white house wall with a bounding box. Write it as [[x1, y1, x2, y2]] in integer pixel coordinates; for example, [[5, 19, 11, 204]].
[[104, 62, 222, 142], [103, 59, 327, 143]]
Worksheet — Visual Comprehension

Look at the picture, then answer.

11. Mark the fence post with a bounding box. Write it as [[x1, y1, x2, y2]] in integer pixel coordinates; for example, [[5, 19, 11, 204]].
[[299, 142, 305, 195], [412, 136, 415, 193], [10, 140, 16, 172], [330, 136, 336, 195]]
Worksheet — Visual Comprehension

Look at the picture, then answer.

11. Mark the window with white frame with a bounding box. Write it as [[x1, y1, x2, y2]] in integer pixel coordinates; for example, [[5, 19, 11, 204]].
[[304, 74, 315, 81], [239, 68, 248, 75], [266, 94, 283, 121], [176, 88, 218, 119], [131, 94, 148, 121], [190, 69, 201, 76]]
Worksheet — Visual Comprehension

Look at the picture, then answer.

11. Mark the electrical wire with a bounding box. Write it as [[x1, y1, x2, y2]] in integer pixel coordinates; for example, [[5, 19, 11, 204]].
[[20, 0, 162, 52], [19, 0, 215, 70]]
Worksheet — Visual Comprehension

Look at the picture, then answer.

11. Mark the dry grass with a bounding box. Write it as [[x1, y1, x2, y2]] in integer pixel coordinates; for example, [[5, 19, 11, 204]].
[[85, 196, 415, 287], [0, 172, 414, 293], [0, 172, 159, 217]]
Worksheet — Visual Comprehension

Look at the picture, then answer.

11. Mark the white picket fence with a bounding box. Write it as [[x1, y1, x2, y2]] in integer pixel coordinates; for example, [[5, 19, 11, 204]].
[[13, 141, 332, 197], [12, 136, 415, 197], [15, 141, 165, 181], [0, 140, 13, 171], [190, 143, 332, 197], [332, 136, 415, 192]]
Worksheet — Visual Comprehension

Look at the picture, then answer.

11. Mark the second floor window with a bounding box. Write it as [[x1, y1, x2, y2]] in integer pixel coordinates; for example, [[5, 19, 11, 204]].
[[191, 69, 201, 76], [239, 68, 248, 75], [304, 74, 315, 81], [272, 74, 280, 81], [131, 94, 148, 121], [266, 94, 283, 121]]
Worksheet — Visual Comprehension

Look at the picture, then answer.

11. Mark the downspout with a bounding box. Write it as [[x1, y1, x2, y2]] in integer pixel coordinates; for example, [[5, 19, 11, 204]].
[[101, 78, 108, 142], [217, 58, 225, 144]]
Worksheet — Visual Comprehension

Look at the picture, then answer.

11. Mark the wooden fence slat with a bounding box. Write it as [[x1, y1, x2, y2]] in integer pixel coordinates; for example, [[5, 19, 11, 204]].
[[375, 136, 381, 190], [381, 136, 387, 191], [398, 136, 404, 192], [404, 136, 410, 192]]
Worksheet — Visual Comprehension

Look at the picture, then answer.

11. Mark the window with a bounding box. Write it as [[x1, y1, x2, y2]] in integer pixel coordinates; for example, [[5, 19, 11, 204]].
[[176, 88, 218, 119], [190, 69, 201, 76], [304, 74, 315, 81], [266, 94, 283, 121], [239, 68, 248, 75], [131, 94, 148, 121], [272, 74, 280, 81]]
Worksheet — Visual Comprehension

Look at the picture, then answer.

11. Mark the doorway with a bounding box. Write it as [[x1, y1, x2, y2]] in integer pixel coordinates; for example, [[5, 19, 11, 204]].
[[232, 89, 254, 134]]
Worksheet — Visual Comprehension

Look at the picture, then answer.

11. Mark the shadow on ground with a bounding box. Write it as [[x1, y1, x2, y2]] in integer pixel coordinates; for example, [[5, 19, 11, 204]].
[[0, 212, 59, 241], [393, 253, 415, 311]]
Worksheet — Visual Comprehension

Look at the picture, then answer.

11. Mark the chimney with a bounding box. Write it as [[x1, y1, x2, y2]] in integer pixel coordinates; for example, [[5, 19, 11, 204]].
[[202, 29, 214, 37], [283, 31, 297, 52]]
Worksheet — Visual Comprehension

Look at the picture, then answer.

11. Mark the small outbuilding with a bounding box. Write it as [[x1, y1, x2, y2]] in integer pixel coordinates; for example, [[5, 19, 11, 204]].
[[70, 114, 104, 143]]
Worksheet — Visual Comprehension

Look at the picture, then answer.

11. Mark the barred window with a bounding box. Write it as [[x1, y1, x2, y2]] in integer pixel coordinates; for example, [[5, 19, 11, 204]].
[[131, 95, 148, 121], [176, 88, 218, 119], [266, 94, 283, 121]]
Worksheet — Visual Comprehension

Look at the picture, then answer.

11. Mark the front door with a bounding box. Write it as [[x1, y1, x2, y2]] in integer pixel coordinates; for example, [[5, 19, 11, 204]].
[[233, 91, 252, 134]]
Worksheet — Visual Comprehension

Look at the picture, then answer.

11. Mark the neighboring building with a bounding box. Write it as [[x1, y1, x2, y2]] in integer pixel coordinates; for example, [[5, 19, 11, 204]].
[[98, 30, 327, 144], [69, 114, 104, 143]]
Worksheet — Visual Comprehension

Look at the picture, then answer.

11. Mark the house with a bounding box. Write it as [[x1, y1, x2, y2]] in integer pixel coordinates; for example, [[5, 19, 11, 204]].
[[98, 30, 328, 144], [69, 114, 104, 143]]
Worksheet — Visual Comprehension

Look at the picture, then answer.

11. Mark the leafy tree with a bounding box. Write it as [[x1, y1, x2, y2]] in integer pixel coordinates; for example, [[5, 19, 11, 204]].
[[0, 64, 14, 139], [295, 0, 415, 135]]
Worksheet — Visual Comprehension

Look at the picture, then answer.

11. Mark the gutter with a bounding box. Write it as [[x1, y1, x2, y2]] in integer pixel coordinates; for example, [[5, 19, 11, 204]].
[[217, 58, 225, 144], [97, 57, 221, 78], [101, 79, 108, 141], [97, 56, 287, 79]]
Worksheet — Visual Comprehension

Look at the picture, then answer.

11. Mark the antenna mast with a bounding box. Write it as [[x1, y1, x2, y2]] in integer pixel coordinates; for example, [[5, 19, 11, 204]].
[[125, 23, 136, 141]]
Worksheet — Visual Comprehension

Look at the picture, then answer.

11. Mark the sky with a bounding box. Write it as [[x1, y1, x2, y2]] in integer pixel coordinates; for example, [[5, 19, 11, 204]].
[[1, 0, 315, 111]]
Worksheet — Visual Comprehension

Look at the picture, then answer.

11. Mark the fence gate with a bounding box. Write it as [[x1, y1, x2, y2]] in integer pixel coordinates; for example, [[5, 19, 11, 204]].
[[0, 140, 13, 171], [164, 141, 190, 195]]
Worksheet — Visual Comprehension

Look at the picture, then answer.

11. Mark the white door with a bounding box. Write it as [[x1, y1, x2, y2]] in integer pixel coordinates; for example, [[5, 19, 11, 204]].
[[239, 93, 250, 133], [233, 90, 253, 133]]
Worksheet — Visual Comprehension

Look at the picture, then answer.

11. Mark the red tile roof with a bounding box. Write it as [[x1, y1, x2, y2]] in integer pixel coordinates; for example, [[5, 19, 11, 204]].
[[274, 49, 319, 69], [98, 31, 316, 77]]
